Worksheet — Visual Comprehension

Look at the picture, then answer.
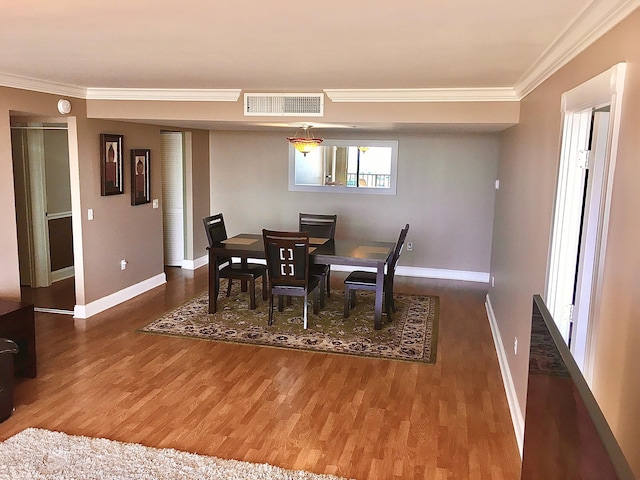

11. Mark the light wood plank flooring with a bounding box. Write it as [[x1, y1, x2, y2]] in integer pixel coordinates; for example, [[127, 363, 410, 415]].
[[3, 267, 521, 479]]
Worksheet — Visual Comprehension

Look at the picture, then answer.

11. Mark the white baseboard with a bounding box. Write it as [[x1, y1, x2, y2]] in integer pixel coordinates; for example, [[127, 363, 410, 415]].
[[74, 273, 167, 319], [182, 255, 208, 271], [34, 307, 74, 316], [330, 265, 489, 283], [398, 266, 489, 283], [198, 256, 488, 283], [485, 293, 525, 457]]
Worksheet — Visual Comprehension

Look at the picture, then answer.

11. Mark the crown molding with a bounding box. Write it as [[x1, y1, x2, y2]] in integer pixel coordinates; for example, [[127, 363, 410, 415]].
[[0, 75, 242, 102], [86, 88, 241, 102], [0, 72, 87, 98], [515, 0, 640, 98], [324, 87, 519, 103], [2, 1, 638, 106]]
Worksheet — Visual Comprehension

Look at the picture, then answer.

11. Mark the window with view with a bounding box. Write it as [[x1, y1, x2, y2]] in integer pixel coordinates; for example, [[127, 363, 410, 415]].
[[289, 140, 398, 195]]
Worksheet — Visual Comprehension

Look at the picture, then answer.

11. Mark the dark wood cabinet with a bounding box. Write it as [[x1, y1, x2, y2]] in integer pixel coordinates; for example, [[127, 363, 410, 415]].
[[0, 299, 37, 378]]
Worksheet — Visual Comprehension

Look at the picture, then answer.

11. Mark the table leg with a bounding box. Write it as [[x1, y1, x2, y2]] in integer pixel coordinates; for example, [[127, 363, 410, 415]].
[[240, 258, 248, 292], [374, 262, 384, 330], [208, 249, 219, 314]]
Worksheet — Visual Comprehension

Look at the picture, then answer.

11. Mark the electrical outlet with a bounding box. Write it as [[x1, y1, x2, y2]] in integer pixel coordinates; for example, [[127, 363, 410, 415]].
[[152, 199, 158, 209], [120, 259, 127, 270], [495, 179, 500, 190], [407, 242, 413, 252], [491, 276, 495, 288], [514, 337, 518, 355], [87, 208, 94, 220]]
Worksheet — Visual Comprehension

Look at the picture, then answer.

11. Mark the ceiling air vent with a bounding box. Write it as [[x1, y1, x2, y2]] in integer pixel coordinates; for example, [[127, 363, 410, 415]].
[[244, 93, 324, 117]]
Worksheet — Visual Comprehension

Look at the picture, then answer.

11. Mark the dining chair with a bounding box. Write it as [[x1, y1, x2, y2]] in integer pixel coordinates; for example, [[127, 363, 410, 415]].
[[203, 213, 267, 310], [298, 213, 337, 307], [343, 223, 410, 321], [262, 229, 320, 329]]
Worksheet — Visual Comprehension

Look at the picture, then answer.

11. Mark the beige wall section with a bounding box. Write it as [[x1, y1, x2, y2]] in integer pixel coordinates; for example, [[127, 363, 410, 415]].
[[189, 129, 211, 259], [87, 97, 519, 130], [210, 130, 499, 275], [490, 8, 640, 475], [0, 112, 21, 299], [0, 86, 210, 306], [158, 128, 210, 263], [74, 118, 165, 303]]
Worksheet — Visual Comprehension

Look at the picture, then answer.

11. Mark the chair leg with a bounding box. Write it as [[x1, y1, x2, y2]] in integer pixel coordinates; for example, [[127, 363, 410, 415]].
[[226, 279, 233, 297], [303, 293, 308, 329], [326, 269, 331, 298], [278, 295, 284, 312], [385, 294, 393, 322], [268, 294, 274, 326], [388, 279, 396, 312], [261, 275, 268, 300], [249, 280, 256, 310], [344, 287, 350, 318], [313, 288, 319, 315], [350, 290, 356, 309], [318, 276, 325, 309]]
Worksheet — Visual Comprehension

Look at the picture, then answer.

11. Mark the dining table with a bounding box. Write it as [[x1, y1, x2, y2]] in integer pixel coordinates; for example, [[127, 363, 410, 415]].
[[207, 233, 396, 329]]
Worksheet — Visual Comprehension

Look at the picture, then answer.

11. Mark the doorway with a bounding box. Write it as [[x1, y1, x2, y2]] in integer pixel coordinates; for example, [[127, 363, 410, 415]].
[[11, 121, 75, 314], [546, 63, 626, 383]]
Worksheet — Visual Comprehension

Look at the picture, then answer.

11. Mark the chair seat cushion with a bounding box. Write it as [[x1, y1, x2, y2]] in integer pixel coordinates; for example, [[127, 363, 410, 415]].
[[221, 262, 266, 279], [310, 263, 329, 276], [344, 270, 377, 286], [272, 274, 320, 296]]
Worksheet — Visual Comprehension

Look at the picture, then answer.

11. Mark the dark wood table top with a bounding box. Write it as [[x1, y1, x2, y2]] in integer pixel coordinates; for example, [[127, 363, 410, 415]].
[[207, 234, 395, 266], [0, 299, 33, 316]]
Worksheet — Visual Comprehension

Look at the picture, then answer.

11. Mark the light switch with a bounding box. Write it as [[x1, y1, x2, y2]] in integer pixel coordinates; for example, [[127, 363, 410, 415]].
[[88, 208, 94, 220], [152, 199, 159, 209]]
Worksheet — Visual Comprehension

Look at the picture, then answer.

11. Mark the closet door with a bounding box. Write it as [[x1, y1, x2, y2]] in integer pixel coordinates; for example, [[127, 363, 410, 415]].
[[160, 132, 185, 267]]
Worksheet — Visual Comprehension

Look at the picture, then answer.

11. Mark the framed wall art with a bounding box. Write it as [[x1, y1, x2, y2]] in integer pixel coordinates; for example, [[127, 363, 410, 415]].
[[100, 134, 124, 195], [131, 149, 151, 205]]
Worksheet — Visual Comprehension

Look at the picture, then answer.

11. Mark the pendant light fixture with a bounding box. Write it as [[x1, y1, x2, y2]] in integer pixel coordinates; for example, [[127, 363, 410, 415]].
[[287, 125, 323, 156]]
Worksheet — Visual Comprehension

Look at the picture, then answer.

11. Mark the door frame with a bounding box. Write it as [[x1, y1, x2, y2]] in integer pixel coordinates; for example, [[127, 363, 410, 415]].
[[545, 63, 626, 383]]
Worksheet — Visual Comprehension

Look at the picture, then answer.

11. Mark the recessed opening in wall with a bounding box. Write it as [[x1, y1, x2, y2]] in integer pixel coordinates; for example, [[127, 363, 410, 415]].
[[288, 139, 398, 195]]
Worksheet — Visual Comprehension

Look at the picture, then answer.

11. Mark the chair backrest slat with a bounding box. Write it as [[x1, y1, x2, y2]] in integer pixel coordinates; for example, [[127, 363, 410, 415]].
[[203, 213, 228, 246], [299, 213, 337, 240], [263, 230, 311, 288], [389, 224, 410, 275]]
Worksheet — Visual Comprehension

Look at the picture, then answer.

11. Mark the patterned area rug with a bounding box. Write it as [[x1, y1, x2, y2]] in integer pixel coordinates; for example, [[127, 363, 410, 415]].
[[138, 283, 439, 364], [0, 428, 349, 479]]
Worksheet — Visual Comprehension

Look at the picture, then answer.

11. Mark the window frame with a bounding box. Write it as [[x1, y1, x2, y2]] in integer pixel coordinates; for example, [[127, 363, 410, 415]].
[[288, 139, 398, 195]]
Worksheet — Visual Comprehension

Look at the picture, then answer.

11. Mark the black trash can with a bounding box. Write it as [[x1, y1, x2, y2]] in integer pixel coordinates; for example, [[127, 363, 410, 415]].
[[0, 338, 19, 422]]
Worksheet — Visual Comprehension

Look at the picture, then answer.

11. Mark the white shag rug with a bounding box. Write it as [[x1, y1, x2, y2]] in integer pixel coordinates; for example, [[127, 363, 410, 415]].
[[0, 428, 350, 480]]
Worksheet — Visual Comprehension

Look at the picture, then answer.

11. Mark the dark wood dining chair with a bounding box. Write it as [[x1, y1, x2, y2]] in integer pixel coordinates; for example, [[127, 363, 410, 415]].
[[262, 229, 320, 329], [298, 213, 337, 307], [203, 213, 267, 310], [343, 224, 410, 321]]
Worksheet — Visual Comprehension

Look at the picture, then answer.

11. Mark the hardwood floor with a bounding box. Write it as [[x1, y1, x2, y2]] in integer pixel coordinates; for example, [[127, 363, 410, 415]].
[[20, 276, 76, 312], [2, 267, 521, 479]]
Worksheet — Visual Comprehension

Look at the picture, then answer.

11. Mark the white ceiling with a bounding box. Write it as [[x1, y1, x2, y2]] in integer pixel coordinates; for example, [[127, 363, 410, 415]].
[[1, 0, 638, 132]]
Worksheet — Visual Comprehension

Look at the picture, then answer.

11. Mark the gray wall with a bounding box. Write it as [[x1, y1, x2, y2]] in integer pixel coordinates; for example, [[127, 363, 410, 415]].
[[209, 130, 499, 276]]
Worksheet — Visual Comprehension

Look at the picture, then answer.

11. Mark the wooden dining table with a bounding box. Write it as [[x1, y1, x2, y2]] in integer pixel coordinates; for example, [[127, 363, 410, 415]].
[[207, 233, 396, 329]]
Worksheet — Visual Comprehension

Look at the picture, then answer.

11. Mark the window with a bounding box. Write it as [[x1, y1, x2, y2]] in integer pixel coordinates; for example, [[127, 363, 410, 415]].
[[289, 140, 398, 195]]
